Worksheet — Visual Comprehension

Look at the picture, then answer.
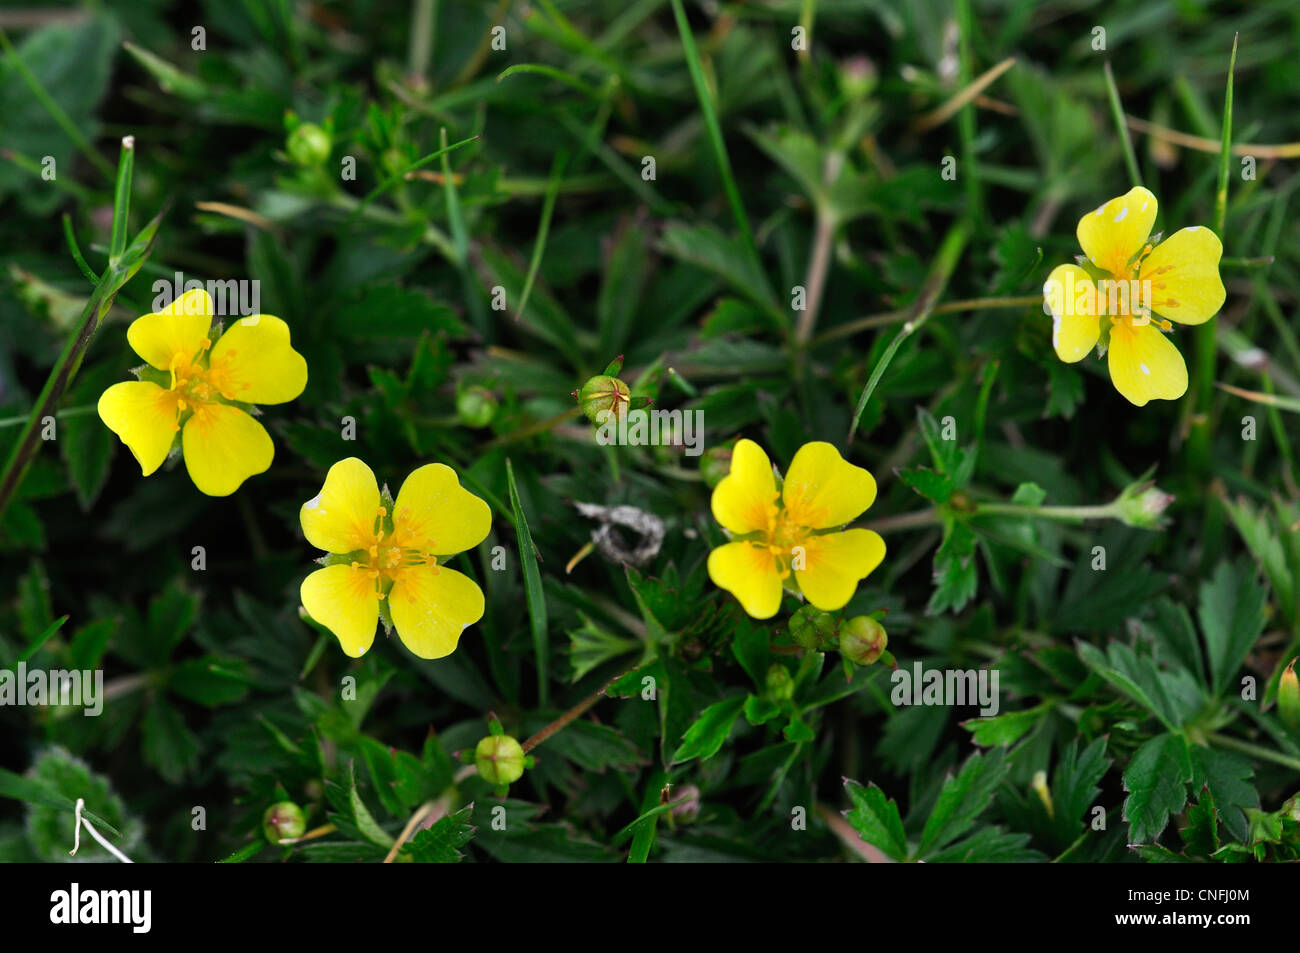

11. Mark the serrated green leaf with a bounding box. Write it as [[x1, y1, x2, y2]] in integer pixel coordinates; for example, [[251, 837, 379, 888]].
[[671, 696, 745, 764], [843, 780, 909, 861], [1123, 733, 1193, 844]]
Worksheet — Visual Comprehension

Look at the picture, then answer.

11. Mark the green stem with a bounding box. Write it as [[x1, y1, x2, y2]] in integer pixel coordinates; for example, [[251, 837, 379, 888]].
[[861, 508, 941, 533], [408, 0, 436, 85], [1102, 61, 1142, 188], [846, 220, 971, 441], [817, 295, 1039, 344], [954, 0, 982, 221], [0, 404, 96, 428], [0, 142, 159, 521], [1208, 732, 1300, 773], [974, 501, 1118, 522], [346, 135, 479, 224]]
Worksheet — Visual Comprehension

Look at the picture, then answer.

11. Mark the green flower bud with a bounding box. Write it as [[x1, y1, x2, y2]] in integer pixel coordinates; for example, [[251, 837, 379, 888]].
[[839, 616, 887, 666], [766, 663, 795, 702], [839, 56, 877, 100], [475, 734, 526, 786], [789, 604, 837, 650], [574, 374, 630, 424], [1279, 658, 1300, 735], [1281, 793, 1300, 824], [1114, 478, 1174, 529], [287, 123, 332, 166], [262, 801, 306, 843], [670, 784, 701, 823], [381, 147, 409, 178], [456, 386, 498, 428]]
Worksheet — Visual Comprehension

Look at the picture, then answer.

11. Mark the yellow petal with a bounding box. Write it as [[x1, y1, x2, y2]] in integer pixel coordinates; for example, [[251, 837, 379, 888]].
[[1107, 321, 1188, 406], [782, 441, 876, 529], [1138, 226, 1225, 325], [208, 315, 308, 404], [794, 529, 886, 611], [389, 565, 485, 660], [97, 381, 180, 476], [301, 565, 378, 657], [1076, 186, 1158, 276], [1043, 264, 1100, 363], [707, 541, 784, 619], [393, 463, 491, 556], [301, 457, 382, 554], [180, 403, 274, 496], [127, 288, 214, 370], [711, 438, 777, 535]]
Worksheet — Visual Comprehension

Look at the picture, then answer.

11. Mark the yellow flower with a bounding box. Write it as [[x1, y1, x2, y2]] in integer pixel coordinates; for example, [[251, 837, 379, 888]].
[[299, 457, 491, 660], [1043, 186, 1225, 406], [97, 288, 308, 495], [707, 440, 886, 619]]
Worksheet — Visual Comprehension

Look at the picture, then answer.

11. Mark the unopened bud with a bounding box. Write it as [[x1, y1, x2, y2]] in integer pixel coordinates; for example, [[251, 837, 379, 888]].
[[1279, 658, 1300, 736], [287, 123, 332, 166], [789, 604, 836, 650], [475, 734, 526, 786], [669, 784, 701, 823], [1114, 479, 1174, 529], [262, 801, 306, 843], [840, 56, 877, 99], [766, 664, 795, 702], [456, 386, 498, 428], [1281, 794, 1300, 824], [575, 374, 630, 424], [1031, 769, 1054, 818], [839, 616, 887, 666]]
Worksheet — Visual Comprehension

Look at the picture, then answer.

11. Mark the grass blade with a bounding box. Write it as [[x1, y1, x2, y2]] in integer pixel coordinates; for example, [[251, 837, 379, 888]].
[[506, 458, 549, 705], [346, 134, 479, 223], [847, 220, 971, 442], [516, 150, 568, 328], [107, 136, 135, 265], [1215, 382, 1300, 414], [1103, 61, 1142, 189], [1189, 35, 1238, 471], [0, 27, 115, 181], [11, 615, 69, 667], [668, 0, 760, 270]]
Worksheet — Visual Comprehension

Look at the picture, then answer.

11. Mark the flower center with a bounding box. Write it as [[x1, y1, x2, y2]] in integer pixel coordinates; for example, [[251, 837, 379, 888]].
[[1101, 243, 1175, 330], [748, 500, 817, 579], [350, 506, 441, 600], [166, 340, 252, 421]]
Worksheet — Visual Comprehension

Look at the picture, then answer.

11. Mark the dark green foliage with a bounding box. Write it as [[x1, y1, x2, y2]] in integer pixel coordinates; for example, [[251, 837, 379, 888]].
[[1, 0, 1298, 865]]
